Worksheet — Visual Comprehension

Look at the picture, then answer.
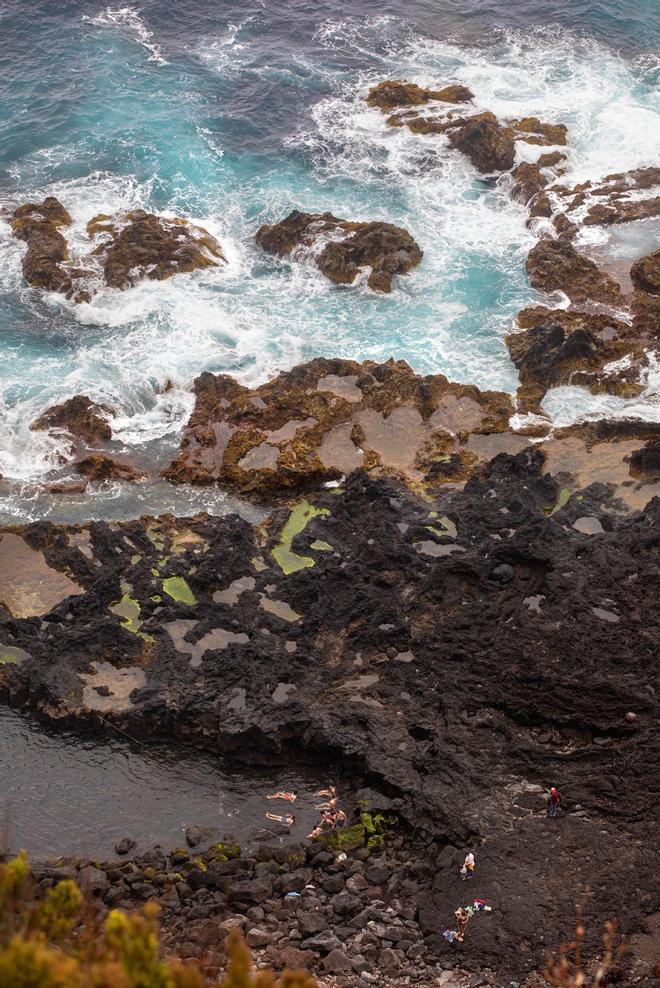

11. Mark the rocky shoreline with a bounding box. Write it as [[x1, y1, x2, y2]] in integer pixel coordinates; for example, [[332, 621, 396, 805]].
[[1, 76, 659, 985]]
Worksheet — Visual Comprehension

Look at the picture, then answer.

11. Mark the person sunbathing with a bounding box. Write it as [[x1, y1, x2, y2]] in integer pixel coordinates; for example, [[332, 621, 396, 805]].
[[315, 786, 336, 799], [306, 824, 324, 839], [265, 811, 295, 827], [266, 791, 297, 802]]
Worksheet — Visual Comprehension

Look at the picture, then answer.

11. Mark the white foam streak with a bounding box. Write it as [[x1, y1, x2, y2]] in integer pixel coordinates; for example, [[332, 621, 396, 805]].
[[83, 6, 167, 64]]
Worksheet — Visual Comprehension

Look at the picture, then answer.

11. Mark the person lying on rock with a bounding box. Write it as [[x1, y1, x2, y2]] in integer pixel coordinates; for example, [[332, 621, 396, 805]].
[[460, 851, 475, 879], [315, 796, 338, 811], [265, 811, 295, 827], [547, 787, 562, 817], [267, 790, 297, 802], [316, 785, 337, 799]]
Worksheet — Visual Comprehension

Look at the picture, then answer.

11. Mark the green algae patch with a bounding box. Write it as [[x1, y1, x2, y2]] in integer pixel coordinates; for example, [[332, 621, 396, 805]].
[[162, 576, 196, 605], [110, 583, 154, 642], [209, 841, 241, 862], [130, 554, 142, 565], [0, 645, 29, 665], [546, 487, 572, 516], [316, 822, 365, 852], [272, 501, 331, 575], [311, 540, 333, 552]]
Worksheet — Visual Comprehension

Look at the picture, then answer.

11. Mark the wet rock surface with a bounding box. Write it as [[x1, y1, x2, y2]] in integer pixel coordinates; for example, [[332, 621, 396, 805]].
[[87, 209, 225, 290], [30, 395, 114, 446], [525, 239, 623, 305], [255, 211, 422, 292], [1, 446, 659, 979], [162, 357, 512, 494], [366, 79, 474, 110], [8, 197, 81, 299], [6, 199, 225, 301]]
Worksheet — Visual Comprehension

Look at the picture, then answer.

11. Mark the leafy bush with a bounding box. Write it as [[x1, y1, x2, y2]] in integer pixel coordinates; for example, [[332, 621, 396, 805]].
[[0, 854, 317, 988]]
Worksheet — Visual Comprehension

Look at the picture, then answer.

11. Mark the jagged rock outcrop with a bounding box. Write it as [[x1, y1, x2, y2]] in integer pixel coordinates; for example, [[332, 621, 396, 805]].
[[525, 238, 623, 304], [8, 197, 88, 301], [7, 199, 226, 300], [510, 116, 568, 146], [510, 162, 548, 206], [508, 307, 648, 411], [446, 111, 515, 173], [87, 210, 226, 290], [255, 211, 422, 292], [30, 395, 114, 446], [631, 248, 660, 296], [366, 79, 473, 110], [163, 357, 512, 493]]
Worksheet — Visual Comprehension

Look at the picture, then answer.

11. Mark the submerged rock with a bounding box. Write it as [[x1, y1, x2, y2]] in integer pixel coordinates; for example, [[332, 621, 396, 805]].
[[74, 453, 145, 482], [255, 210, 422, 292], [30, 395, 114, 446], [163, 356, 512, 493]]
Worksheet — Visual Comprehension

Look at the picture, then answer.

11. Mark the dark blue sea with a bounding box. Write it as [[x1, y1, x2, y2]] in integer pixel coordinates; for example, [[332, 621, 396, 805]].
[[0, 0, 659, 520]]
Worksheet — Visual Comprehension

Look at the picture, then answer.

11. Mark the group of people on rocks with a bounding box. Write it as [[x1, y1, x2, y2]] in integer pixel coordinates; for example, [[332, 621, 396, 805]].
[[306, 786, 347, 838], [263, 785, 347, 836], [443, 785, 562, 945]]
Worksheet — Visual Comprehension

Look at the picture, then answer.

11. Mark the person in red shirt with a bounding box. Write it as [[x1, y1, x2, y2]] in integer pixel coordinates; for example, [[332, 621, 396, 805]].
[[547, 787, 562, 817]]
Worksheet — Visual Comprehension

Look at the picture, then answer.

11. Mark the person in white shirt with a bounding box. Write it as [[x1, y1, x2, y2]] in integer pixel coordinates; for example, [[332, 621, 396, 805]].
[[460, 851, 475, 880]]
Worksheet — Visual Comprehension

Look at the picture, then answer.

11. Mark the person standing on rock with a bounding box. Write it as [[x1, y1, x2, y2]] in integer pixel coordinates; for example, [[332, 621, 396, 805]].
[[547, 787, 562, 818], [460, 851, 475, 880]]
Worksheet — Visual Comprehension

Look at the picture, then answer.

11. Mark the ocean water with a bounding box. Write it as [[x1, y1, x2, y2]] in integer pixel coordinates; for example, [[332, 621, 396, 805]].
[[0, 0, 659, 521]]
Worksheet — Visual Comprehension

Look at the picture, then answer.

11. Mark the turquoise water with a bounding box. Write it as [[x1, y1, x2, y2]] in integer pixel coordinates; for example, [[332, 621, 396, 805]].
[[1, 2, 659, 519]]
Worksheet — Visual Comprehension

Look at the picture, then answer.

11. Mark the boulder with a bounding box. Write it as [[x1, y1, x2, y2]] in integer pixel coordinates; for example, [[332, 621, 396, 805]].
[[631, 249, 660, 296], [255, 210, 422, 293], [322, 948, 353, 973], [114, 837, 137, 856], [88, 210, 225, 290], [525, 238, 623, 304], [245, 928, 274, 947], [331, 891, 362, 916], [302, 930, 342, 954], [79, 866, 110, 895], [366, 80, 473, 111], [447, 112, 515, 173], [30, 395, 114, 446], [227, 877, 274, 907]]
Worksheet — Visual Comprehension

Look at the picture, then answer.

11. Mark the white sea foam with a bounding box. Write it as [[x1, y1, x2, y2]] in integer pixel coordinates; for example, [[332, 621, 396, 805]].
[[82, 6, 167, 64], [1, 18, 659, 495]]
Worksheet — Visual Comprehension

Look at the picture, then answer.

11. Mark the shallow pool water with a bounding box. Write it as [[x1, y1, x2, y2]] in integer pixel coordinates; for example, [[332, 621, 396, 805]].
[[0, 707, 332, 859]]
